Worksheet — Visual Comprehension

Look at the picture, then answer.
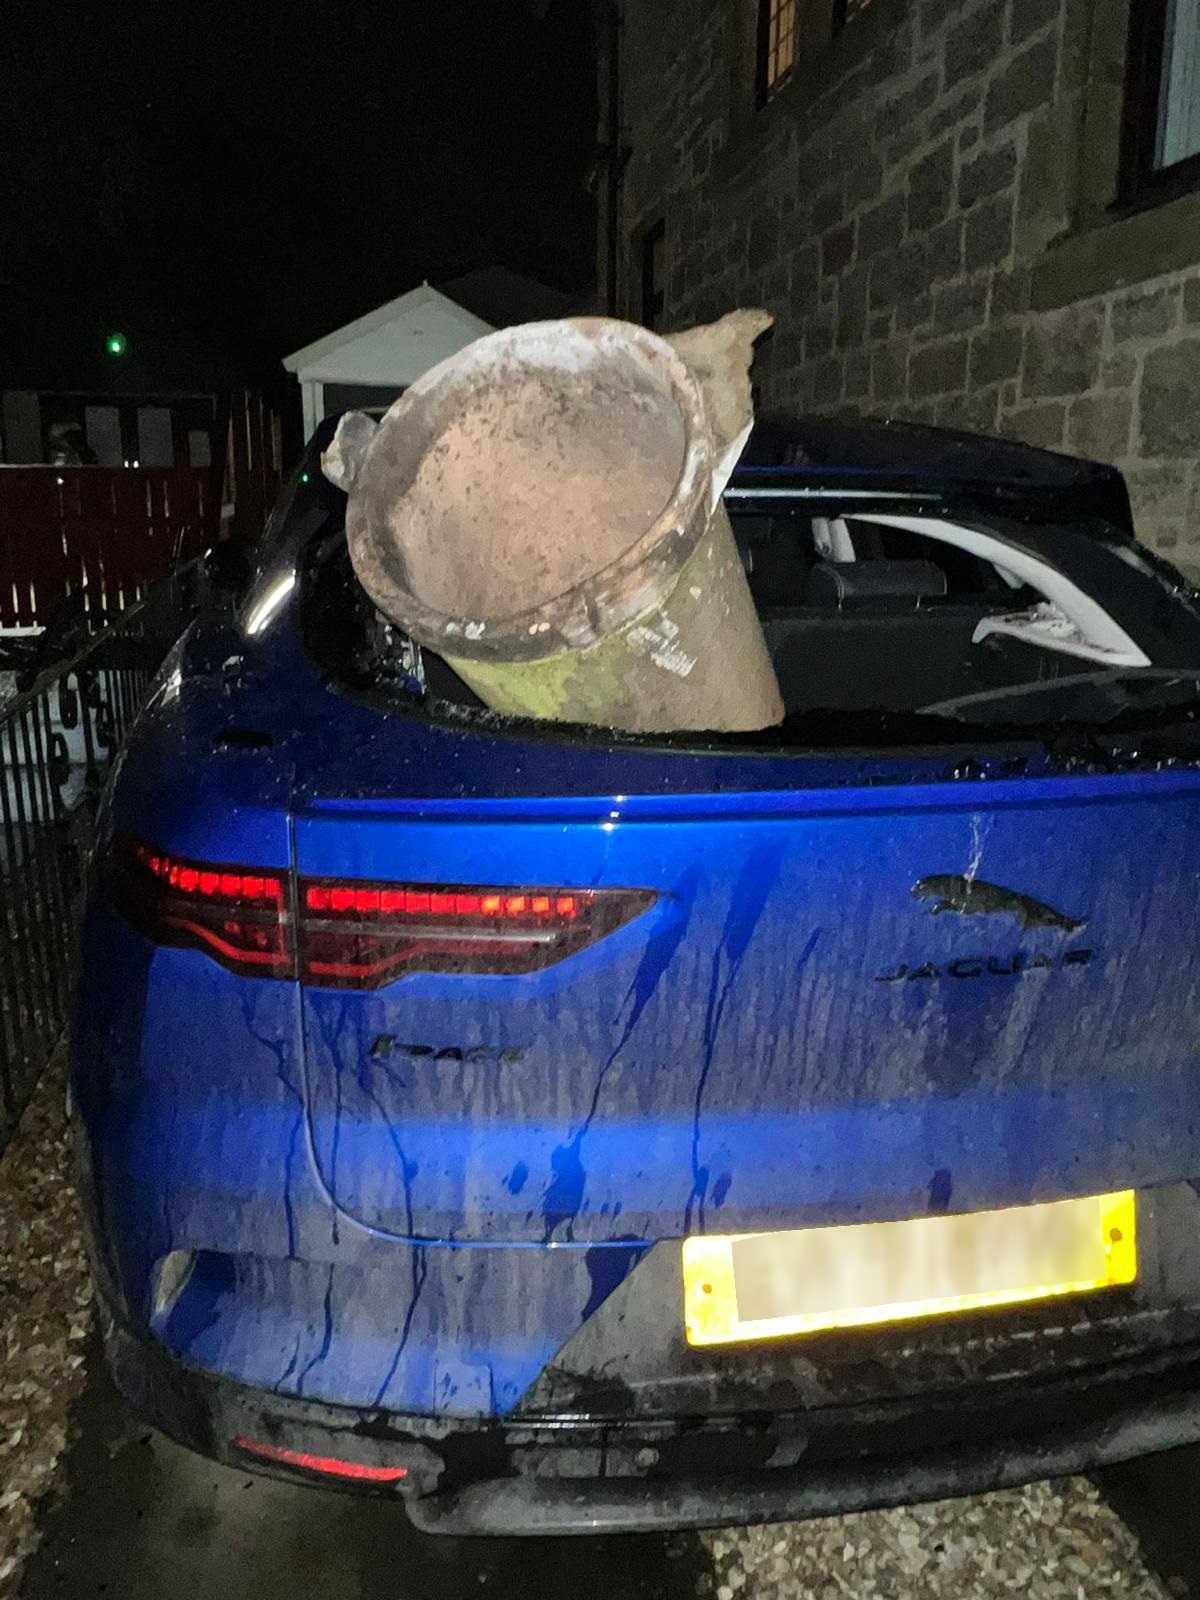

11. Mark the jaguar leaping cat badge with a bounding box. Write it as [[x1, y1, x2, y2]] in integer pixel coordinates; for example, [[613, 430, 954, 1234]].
[[913, 875, 1086, 934]]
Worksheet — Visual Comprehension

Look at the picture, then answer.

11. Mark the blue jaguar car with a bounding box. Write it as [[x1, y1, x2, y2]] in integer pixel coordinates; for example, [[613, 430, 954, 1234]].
[[72, 413, 1200, 1534]]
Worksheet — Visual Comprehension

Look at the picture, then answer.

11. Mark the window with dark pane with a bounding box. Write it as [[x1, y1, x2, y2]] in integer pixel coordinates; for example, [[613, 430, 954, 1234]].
[[1122, 0, 1200, 201], [640, 220, 666, 331], [834, 0, 874, 29], [757, 0, 797, 104], [1159, 0, 1200, 167]]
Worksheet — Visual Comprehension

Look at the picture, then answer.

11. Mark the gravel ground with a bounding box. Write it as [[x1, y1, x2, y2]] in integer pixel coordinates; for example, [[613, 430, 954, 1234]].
[[704, 1480, 1178, 1598], [0, 1051, 1183, 1598], [0, 1052, 91, 1595]]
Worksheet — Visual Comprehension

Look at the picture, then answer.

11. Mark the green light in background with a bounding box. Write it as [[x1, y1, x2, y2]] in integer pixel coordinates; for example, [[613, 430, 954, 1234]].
[[105, 332, 128, 357], [300, 471, 311, 484]]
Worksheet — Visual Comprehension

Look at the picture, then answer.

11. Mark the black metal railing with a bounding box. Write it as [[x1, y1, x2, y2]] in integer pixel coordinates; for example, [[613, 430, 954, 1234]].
[[0, 568, 203, 1151]]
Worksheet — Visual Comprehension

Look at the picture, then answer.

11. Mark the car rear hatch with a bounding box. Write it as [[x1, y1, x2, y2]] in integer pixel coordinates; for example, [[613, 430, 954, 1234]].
[[291, 719, 1200, 1247]]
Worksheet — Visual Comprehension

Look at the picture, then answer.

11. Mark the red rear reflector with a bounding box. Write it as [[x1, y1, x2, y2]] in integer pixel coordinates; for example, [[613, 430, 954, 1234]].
[[111, 834, 655, 990], [232, 1437, 407, 1483]]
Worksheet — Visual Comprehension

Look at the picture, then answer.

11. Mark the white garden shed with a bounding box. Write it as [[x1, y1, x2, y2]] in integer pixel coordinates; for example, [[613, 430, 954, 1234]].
[[283, 283, 493, 440]]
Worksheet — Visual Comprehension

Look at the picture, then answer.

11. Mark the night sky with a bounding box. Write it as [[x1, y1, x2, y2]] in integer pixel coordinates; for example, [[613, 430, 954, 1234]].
[[0, 0, 596, 395]]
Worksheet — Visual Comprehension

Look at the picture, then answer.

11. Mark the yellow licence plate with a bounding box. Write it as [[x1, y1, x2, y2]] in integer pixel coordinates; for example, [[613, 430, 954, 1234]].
[[683, 1192, 1136, 1347]]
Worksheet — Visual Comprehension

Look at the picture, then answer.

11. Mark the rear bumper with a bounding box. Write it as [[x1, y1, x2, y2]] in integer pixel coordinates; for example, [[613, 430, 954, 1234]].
[[98, 1280, 1200, 1537]]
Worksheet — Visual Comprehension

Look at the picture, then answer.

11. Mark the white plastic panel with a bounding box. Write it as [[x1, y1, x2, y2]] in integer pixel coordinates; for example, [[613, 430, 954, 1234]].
[[847, 512, 1152, 668]]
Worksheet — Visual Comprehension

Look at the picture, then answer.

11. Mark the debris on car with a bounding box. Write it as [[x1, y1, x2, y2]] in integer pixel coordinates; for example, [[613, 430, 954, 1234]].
[[322, 311, 785, 733]]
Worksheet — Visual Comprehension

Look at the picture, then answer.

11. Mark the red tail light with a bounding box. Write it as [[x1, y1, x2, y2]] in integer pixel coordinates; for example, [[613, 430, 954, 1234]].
[[109, 835, 654, 989], [111, 838, 292, 978]]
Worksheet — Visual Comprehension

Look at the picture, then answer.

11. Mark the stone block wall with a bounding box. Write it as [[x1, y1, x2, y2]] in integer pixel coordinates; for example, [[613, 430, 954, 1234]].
[[611, 0, 1200, 554]]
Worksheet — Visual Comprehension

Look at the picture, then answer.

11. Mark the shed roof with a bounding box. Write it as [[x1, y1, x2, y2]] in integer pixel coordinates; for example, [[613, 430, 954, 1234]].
[[282, 284, 493, 386]]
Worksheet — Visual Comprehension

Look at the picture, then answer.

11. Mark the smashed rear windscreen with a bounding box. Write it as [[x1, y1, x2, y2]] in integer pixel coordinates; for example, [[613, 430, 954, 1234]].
[[278, 454, 1200, 742]]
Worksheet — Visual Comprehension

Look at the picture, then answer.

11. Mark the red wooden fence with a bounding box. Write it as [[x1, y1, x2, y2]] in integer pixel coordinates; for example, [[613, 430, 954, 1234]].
[[0, 467, 216, 630], [227, 391, 285, 543]]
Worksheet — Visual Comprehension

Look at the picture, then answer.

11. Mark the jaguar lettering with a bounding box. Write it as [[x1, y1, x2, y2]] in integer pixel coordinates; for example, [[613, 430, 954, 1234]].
[[875, 949, 1094, 982]]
